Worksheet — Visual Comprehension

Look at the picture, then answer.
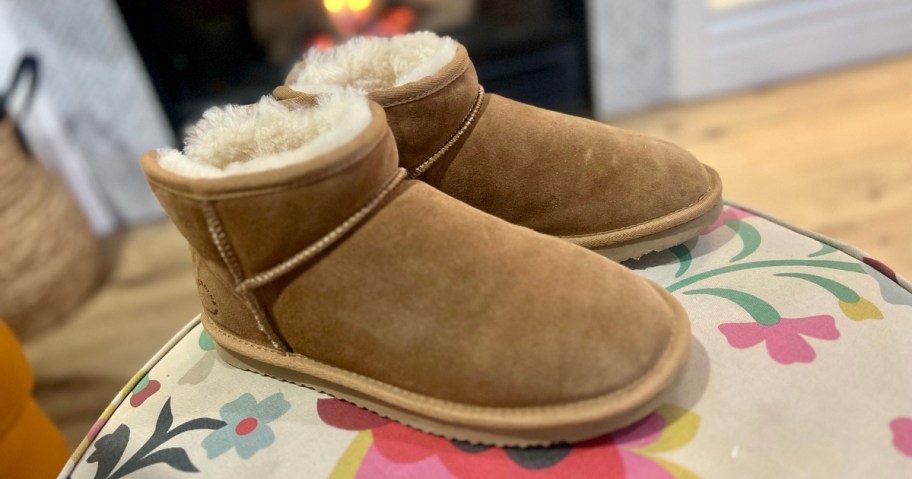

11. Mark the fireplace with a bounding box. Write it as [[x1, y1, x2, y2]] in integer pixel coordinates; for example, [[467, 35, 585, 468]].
[[116, 0, 590, 135]]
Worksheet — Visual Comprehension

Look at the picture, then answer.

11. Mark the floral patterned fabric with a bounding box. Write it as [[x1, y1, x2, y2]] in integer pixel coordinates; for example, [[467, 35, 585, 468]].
[[60, 205, 912, 478]]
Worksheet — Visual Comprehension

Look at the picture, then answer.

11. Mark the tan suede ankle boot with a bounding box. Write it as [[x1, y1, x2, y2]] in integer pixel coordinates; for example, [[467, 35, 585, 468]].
[[141, 93, 691, 446], [276, 32, 723, 261]]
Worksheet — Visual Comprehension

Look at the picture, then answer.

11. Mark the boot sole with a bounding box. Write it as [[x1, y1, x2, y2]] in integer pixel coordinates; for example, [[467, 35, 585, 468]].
[[564, 165, 724, 262], [202, 290, 691, 448]]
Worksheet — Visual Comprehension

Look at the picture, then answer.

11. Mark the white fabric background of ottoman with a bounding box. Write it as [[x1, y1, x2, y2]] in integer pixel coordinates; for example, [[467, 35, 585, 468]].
[[59, 204, 912, 479]]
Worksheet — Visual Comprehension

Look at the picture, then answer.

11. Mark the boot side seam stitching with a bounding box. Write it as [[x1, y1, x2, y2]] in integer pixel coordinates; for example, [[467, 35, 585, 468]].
[[202, 201, 286, 350], [197, 260, 278, 347], [236, 168, 408, 291], [409, 85, 485, 179]]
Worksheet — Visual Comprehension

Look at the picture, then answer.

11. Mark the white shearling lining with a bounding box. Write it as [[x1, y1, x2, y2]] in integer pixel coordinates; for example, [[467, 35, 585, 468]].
[[287, 31, 457, 94], [157, 93, 372, 178]]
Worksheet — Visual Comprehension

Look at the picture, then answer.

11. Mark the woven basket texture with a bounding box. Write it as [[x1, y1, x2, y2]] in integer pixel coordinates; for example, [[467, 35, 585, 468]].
[[0, 118, 100, 339]]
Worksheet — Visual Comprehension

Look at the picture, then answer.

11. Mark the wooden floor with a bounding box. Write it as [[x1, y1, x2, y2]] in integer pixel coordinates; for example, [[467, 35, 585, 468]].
[[613, 55, 912, 275], [24, 54, 912, 448]]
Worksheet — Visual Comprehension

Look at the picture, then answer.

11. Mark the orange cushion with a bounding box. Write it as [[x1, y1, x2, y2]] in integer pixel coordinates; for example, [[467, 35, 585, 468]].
[[0, 400, 69, 479], [0, 320, 32, 439], [0, 320, 68, 478]]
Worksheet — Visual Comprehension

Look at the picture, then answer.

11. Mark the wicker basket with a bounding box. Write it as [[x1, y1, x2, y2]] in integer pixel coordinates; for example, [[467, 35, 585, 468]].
[[0, 57, 100, 339]]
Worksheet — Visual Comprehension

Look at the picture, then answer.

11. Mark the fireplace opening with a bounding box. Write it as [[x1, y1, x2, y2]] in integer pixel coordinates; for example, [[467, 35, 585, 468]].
[[116, 0, 590, 134]]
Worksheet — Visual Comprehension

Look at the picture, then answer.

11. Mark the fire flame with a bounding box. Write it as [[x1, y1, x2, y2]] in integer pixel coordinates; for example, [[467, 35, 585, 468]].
[[348, 0, 372, 12], [323, 0, 372, 14], [323, 0, 344, 13], [310, 0, 414, 51]]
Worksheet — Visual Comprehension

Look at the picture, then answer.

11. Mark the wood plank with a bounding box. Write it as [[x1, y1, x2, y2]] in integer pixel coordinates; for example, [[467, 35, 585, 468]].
[[614, 54, 912, 277]]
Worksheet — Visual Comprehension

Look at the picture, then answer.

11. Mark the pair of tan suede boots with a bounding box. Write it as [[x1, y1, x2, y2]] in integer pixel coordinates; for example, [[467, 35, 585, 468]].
[[143, 33, 723, 447]]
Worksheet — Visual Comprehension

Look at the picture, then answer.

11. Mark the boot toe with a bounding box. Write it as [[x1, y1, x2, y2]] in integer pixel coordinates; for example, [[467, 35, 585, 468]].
[[567, 123, 720, 237], [438, 96, 722, 245], [620, 133, 718, 226], [537, 274, 689, 408]]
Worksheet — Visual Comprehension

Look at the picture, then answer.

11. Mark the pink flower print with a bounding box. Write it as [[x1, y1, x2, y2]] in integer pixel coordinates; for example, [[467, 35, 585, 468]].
[[611, 414, 677, 478], [358, 446, 457, 479], [320, 398, 699, 479], [611, 413, 664, 448], [318, 397, 392, 430], [702, 207, 754, 235], [891, 417, 912, 458], [863, 257, 898, 282], [718, 315, 840, 364], [861, 259, 912, 306], [129, 374, 160, 407]]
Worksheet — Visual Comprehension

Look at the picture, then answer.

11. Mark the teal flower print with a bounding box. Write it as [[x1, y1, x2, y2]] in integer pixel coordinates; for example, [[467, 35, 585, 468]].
[[202, 392, 291, 459]]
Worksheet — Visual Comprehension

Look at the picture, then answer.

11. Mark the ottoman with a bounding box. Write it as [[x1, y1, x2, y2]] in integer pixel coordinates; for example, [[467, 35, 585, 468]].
[[59, 204, 912, 478]]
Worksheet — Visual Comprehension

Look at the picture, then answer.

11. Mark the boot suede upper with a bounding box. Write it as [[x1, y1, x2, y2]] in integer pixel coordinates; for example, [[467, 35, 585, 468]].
[[281, 40, 719, 243], [142, 101, 688, 408]]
